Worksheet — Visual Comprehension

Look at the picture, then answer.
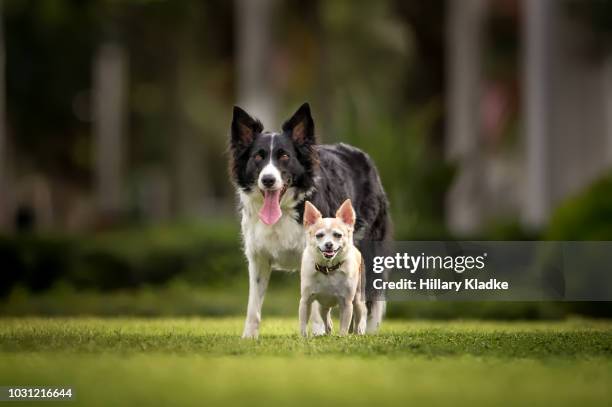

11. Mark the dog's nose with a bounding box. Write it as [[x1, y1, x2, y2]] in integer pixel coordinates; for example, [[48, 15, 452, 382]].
[[324, 242, 334, 250], [261, 175, 276, 189]]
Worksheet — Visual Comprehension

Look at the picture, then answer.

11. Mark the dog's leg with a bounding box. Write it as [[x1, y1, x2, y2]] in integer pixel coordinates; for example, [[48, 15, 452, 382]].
[[321, 306, 333, 334], [299, 296, 313, 338], [353, 299, 367, 335], [366, 300, 386, 334], [242, 254, 271, 339], [338, 299, 353, 336], [310, 301, 326, 336]]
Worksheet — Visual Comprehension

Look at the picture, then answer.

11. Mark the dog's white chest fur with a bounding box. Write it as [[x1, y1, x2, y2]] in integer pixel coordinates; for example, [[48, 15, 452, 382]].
[[240, 191, 305, 270], [304, 268, 354, 307]]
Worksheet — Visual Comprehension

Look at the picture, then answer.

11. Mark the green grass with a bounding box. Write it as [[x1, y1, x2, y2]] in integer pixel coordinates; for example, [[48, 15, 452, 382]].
[[1, 318, 611, 406], [3, 282, 591, 319]]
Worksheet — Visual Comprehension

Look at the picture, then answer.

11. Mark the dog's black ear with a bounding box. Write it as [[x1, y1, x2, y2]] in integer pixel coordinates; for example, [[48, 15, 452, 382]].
[[282, 103, 315, 145], [231, 106, 263, 149]]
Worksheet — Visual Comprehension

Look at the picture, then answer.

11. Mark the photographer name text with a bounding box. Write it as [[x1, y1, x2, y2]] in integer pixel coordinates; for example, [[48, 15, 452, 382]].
[[373, 278, 509, 291]]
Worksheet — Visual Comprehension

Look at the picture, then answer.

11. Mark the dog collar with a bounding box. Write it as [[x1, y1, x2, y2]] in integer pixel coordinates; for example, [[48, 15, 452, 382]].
[[315, 261, 344, 275]]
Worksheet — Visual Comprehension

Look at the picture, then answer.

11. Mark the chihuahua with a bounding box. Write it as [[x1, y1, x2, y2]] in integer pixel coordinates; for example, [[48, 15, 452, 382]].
[[299, 199, 367, 337]]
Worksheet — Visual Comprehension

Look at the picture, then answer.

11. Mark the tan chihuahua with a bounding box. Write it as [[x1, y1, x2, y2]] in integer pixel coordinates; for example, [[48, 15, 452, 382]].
[[299, 199, 367, 337]]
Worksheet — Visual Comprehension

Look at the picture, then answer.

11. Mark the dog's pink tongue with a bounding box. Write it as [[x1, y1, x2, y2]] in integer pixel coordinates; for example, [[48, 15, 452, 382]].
[[259, 189, 282, 225]]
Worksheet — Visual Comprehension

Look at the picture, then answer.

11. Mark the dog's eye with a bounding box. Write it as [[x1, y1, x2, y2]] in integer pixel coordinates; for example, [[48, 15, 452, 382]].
[[315, 232, 324, 239], [254, 154, 263, 162], [333, 232, 343, 239], [279, 153, 289, 162]]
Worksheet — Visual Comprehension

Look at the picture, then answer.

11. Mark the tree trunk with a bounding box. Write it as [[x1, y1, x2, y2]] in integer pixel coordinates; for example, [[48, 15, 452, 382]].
[[164, 19, 207, 219], [93, 42, 127, 221], [0, 0, 7, 230]]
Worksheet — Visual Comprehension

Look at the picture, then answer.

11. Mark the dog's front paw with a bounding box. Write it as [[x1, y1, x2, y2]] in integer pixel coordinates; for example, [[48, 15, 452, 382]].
[[311, 322, 326, 336], [356, 320, 366, 335], [242, 326, 259, 339], [366, 321, 380, 334]]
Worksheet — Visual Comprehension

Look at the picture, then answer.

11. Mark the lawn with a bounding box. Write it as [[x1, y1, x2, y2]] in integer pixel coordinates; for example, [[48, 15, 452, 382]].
[[0, 317, 611, 406]]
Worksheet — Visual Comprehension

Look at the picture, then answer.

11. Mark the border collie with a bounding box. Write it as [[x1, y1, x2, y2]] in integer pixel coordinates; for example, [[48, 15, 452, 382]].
[[229, 103, 391, 338]]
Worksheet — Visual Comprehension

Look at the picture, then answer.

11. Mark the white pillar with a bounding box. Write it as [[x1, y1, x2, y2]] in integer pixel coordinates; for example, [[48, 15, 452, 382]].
[[235, 0, 276, 127], [446, 0, 487, 234], [522, 0, 552, 228], [93, 43, 127, 217]]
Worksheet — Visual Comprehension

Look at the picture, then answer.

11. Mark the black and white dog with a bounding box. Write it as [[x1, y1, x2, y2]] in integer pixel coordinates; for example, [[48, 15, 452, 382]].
[[229, 103, 391, 338]]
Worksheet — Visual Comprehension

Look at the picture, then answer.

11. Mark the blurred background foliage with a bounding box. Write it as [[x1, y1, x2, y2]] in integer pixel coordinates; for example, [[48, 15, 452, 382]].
[[1, 0, 612, 318]]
